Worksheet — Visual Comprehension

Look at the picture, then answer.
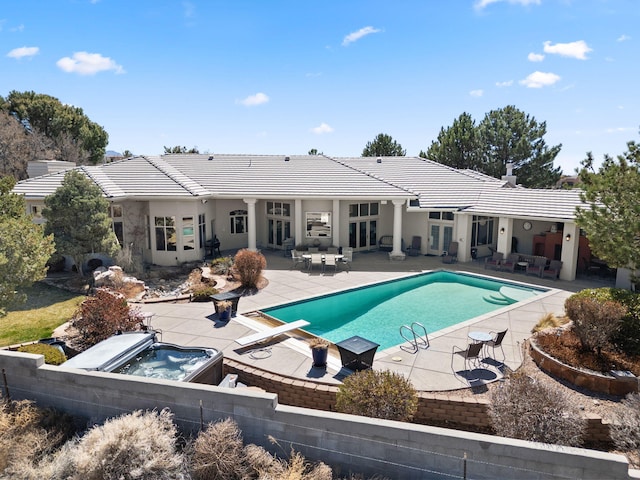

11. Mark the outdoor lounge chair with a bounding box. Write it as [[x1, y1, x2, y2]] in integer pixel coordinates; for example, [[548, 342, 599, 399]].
[[291, 250, 306, 270], [405, 236, 422, 256], [526, 256, 547, 277], [341, 247, 353, 271], [235, 319, 310, 347], [442, 241, 459, 264], [484, 252, 503, 270], [499, 253, 520, 272], [451, 342, 483, 373], [542, 260, 562, 280], [485, 329, 507, 364]]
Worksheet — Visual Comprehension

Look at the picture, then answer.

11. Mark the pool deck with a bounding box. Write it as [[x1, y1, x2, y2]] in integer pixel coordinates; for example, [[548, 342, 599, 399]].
[[138, 249, 615, 392]]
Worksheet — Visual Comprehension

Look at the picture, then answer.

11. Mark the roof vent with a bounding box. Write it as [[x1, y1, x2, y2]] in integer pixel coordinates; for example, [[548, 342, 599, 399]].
[[376, 157, 382, 163], [208, 155, 214, 161], [284, 156, 290, 162]]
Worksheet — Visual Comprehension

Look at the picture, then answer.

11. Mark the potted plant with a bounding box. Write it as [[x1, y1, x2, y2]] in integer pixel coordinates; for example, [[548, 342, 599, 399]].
[[216, 300, 232, 321], [309, 337, 330, 367]]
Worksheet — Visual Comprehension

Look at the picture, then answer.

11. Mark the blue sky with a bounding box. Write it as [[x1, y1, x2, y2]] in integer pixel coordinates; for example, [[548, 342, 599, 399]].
[[2, 0, 638, 174]]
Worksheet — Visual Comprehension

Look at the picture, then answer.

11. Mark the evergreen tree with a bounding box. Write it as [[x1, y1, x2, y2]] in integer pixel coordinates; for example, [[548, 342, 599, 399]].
[[362, 133, 406, 157], [421, 112, 481, 169], [42, 170, 120, 276], [0, 177, 55, 315], [576, 136, 640, 276]]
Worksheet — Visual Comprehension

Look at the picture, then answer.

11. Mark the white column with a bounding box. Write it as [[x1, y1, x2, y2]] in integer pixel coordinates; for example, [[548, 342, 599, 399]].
[[243, 198, 257, 251], [456, 214, 472, 262], [295, 199, 303, 246], [391, 200, 405, 258], [332, 199, 340, 247], [560, 222, 580, 281], [496, 217, 513, 255]]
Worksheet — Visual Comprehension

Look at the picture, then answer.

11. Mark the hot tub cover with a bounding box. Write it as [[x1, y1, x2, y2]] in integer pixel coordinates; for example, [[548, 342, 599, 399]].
[[61, 332, 156, 371]]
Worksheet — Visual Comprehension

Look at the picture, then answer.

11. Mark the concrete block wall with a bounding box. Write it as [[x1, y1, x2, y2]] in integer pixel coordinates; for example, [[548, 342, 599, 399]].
[[1, 351, 632, 479]]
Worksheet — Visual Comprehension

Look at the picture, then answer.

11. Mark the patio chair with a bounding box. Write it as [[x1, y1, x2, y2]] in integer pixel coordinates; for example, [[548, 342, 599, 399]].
[[542, 260, 562, 280], [309, 253, 323, 272], [499, 253, 520, 273], [451, 342, 483, 373], [405, 236, 422, 256], [308, 247, 319, 253], [323, 254, 337, 273], [327, 246, 339, 254], [442, 241, 459, 264], [290, 250, 306, 270], [484, 252, 503, 270], [526, 257, 547, 277], [485, 329, 507, 364], [341, 247, 353, 271]]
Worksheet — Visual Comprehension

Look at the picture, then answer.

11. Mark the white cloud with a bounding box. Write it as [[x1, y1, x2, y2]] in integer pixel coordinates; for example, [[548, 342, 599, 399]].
[[474, 0, 540, 10], [56, 52, 124, 75], [310, 123, 334, 134], [238, 92, 269, 106], [519, 71, 561, 88], [528, 52, 544, 62], [342, 26, 381, 46], [496, 80, 513, 87], [182, 1, 195, 18], [617, 34, 631, 42], [605, 127, 635, 134], [7, 46, 39, 59], [543, 40, 592, 60], [469, 89, 483, 97]]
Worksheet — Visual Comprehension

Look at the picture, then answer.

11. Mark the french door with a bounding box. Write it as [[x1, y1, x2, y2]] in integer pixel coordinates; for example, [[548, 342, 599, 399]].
[[349, 220, 377, 251], [267, 219, 291, 248], [427, 224, 453, 256]]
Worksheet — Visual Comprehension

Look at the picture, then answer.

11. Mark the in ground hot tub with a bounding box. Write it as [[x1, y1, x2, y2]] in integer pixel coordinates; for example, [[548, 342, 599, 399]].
[[61, 332, 223, 385]]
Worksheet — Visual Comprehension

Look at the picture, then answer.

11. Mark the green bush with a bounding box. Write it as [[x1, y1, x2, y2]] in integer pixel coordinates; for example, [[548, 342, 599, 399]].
[[17, 343, 67, 365], [488, 370, 585, 447], [210, 256, 234, 275], [233, 249, 267, 289], [190, 285, 219, 302], [336, 369, 418, 422], [568, 288, 640, 355]]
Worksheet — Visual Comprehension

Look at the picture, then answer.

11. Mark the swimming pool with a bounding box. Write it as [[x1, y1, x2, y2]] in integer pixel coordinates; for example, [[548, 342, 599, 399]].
[[262, 271, 546, 350]]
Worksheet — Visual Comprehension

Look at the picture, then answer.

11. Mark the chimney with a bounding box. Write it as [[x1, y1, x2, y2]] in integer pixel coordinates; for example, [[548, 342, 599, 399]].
[[501, 162, 517, 186]]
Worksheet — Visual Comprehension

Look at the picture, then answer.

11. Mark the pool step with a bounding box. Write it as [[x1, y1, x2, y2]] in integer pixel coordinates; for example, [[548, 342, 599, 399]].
[[484, 294, 512, 305]]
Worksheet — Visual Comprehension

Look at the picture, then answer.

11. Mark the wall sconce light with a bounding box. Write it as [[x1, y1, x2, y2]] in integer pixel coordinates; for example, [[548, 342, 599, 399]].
[[565, 233, 571, 242], [499, 227, 505, 235]]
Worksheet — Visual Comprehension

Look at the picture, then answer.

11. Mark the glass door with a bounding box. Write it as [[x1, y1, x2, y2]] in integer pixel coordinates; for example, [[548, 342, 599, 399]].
[[427, 224, 454, 255], [349, 220, 377, 251]]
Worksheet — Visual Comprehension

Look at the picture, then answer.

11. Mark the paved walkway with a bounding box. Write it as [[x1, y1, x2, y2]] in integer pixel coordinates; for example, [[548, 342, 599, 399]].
[[138, 249, 613, 392]]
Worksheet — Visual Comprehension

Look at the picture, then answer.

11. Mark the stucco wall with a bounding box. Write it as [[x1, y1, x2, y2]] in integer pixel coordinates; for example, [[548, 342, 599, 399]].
[[0, 350, 632, 479]]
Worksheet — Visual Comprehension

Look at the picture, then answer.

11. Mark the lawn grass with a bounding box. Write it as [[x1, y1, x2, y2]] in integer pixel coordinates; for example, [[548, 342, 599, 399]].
[[0, 282, 85, 347]]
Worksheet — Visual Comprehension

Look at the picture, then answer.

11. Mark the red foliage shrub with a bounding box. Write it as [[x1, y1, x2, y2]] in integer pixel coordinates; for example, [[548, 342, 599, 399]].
[[233, 249, 266, 289], [72, 289, 141, 347]]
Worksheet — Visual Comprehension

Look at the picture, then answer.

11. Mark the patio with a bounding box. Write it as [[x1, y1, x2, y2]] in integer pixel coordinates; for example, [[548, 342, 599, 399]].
[[140, 248, 614, 392]]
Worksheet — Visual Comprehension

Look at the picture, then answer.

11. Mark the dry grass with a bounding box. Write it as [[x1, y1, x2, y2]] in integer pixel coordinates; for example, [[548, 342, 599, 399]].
[[531, 312, 570, 333], [0, 282, 84, 347]]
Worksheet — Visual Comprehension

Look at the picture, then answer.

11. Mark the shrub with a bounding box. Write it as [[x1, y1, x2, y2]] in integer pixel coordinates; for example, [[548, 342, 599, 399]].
[[62, 409, 185, 479], [233, 249, 267, 289], [564, 295, 626, 356], [610, 393, 640, 464], [210, 256, 234, 275], [72, 289, 141, 348], [336, 369, 418, 422], [17, 343, 67, 365], [488, 370, 585, 446], [189, 418, 249, 480], [570, 288, 640, 355], [0, 400, 76, 478], [190, 285, 218, 302]]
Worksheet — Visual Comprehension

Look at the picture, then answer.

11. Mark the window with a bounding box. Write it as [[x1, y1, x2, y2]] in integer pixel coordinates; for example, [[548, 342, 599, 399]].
[[428, 211, 455, 221], [471, 216, 494, 247], [230, 210, 247, 235], [30, 204, 43, 218], [266, 201, 291, 217], [109, 204, 124, 246], [155, 216, 176, 251], [198, 214, 206, 248], [348, 202, 379, 218], [183, 216, 195, 250]]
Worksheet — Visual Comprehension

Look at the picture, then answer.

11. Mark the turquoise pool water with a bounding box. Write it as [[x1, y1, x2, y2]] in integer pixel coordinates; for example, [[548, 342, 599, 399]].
[[262, 271, 545, 350]]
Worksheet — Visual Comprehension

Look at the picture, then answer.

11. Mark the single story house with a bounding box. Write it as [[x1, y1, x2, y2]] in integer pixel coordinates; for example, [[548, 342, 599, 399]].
[[13, 154, 599, 282]]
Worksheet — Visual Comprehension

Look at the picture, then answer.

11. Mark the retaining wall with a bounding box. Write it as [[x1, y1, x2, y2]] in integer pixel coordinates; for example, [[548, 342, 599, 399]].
[[0, 350, 632, 480]]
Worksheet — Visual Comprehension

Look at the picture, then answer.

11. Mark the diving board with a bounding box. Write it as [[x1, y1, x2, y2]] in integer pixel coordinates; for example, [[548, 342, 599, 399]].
[[235, 319, 310, 347]]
